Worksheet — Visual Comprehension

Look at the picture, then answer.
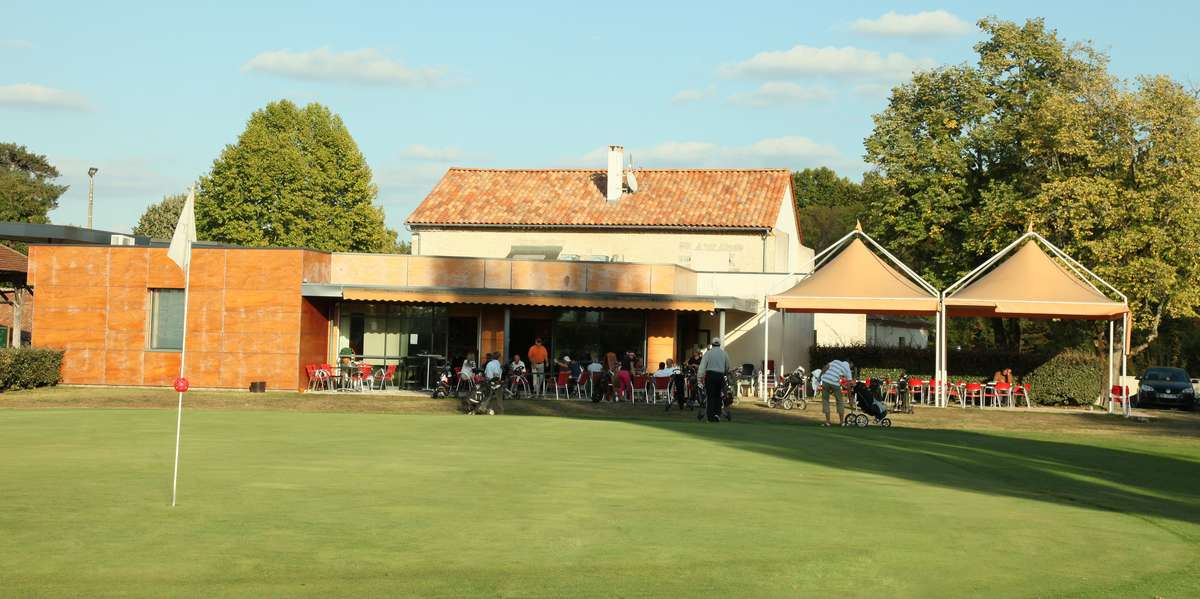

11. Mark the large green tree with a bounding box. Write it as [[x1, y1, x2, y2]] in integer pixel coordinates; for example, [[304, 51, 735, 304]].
[[864, 17, 1200, 355], [132, 193, 186, 239], [196, 100, 398, 252], [791, 167, 865, 253], [0, 143, 67, 225]]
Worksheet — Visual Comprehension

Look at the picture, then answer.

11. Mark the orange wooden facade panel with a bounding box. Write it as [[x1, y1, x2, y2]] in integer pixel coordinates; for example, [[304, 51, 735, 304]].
[[301, 251, 331, 285], [510, 260, 585, 292], [60, 348, 105, 384], [585, 263, 652, 294], [105, 350, 143, 386], [298, 298, 331, 389], [407, 256, 486, 288], [483, 259, 512, 289], [108, 249, 149, 288], [480, 306, 505, 357], [224, 250, 303, 292], [187, 249, 227, 290], [646, 310, 677, 368], [29, 245, 308, 390], [146, 249, 185, 288]]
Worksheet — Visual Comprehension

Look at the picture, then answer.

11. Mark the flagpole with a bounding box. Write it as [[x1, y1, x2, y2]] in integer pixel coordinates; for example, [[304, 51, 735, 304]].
[[170, 186, 197, 508], [170, 236, 191, 507]]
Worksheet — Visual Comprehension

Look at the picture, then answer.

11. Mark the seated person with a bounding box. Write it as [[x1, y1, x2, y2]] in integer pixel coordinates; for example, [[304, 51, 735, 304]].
[[653, 360, 677, 378], [484, 353, 503, 381], [460, 353, 477, 382], [992, 368, 1014, 385], [586, 354, 604, 374], [565, 356, 584, 380], [510, 354, 526, 373]]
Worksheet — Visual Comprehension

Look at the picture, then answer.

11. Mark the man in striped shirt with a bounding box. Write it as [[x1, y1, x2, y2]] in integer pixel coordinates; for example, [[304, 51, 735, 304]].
[[819, 359, 853, 426]]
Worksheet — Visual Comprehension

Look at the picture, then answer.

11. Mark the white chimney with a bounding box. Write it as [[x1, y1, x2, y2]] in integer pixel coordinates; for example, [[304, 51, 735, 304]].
[[606, 145, 624, 202]]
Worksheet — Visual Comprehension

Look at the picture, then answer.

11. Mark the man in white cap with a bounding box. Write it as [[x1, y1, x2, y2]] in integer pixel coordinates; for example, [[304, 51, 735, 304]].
[[697, 337, 729, 422]]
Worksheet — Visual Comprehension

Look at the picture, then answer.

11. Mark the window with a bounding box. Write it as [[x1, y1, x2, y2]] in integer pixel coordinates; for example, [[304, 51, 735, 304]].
[[149, 289, 185, 350]]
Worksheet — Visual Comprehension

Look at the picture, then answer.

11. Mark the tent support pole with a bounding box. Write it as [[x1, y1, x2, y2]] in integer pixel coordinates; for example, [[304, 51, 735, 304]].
[[1121, 312, 1129, 418], [1107, 320, 1115, 414], [762, 308, 770, 401]]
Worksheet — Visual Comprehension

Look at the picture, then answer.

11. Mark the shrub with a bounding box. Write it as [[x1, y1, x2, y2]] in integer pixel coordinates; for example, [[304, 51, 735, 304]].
[[0, 348, 65, 391], [1023, 349, 1105, 406], [811, 344, 1045, 383]]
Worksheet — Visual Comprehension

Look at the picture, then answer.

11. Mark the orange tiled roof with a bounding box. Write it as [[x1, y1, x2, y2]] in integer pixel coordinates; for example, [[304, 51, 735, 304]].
[[0, 244, 27, 273], [406, 168, 793, 230]]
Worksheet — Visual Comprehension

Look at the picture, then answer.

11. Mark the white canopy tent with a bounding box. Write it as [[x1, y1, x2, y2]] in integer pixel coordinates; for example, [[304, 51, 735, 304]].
[[938, 231, 1130, 413]]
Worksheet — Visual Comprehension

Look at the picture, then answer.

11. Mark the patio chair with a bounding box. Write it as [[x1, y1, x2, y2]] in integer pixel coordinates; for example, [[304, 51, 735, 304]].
[[988, 382, 1013, 408], [963, 383, 983, 407], [374, 364, 398, 391], [650, 375, 671, 404], [735, 363, 756, 397], [1013, 383, 1032, 407], [552, 370, 572, 400], [1109, 385, 1129, 410], [575, 370, 589, 400], [631, 374, 649, 403], [909, 379, 926, 404], [357, 364, 374, 391]]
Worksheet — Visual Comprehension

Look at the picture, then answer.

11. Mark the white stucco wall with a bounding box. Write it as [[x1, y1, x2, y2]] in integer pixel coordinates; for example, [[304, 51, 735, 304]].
[[866, 318, 931, 349], [414, 229, 773, 273]]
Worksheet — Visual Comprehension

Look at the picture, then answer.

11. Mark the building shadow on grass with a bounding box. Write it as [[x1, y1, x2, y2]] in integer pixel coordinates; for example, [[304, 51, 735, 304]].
[[630, 417, 1200, 527]]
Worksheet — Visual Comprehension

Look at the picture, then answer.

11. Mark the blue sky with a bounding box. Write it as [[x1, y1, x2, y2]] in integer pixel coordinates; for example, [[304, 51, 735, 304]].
[[3, 1, 1197, 238]]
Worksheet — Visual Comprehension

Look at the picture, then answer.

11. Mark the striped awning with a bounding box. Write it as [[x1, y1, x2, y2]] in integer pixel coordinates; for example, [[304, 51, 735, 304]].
[[308, 285, 744, 312]]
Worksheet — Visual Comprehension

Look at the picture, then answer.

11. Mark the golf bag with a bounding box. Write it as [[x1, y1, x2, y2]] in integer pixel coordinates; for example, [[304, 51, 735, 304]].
[[431, 361, 454, 399], [591, 369, 614, 403], [853, 380, 888, 420]]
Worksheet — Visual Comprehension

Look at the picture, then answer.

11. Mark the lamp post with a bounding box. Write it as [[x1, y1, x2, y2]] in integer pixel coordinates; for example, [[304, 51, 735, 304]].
[[87, 167, 98, 229]]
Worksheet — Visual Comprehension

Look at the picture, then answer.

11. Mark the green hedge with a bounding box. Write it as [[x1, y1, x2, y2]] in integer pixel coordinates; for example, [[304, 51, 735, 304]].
[[1023, 350, 1105, 406], [811, 344, 1044, 383], [0, 348, 65, 391]]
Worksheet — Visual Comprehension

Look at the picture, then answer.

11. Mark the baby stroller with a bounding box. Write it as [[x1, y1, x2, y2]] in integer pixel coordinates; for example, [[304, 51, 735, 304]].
[[842, 379, 892, 428]]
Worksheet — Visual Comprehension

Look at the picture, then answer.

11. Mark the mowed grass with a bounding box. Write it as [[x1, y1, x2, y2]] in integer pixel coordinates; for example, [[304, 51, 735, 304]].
[[1, 389, 1199, 598]]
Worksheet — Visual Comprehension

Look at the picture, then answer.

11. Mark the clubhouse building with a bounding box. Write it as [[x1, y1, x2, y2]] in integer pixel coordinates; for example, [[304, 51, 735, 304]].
[[20, 146, 900, 390]]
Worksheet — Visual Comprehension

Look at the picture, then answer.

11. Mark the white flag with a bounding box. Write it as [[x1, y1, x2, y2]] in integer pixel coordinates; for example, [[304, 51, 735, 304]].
[[167, 187, 197, 272]]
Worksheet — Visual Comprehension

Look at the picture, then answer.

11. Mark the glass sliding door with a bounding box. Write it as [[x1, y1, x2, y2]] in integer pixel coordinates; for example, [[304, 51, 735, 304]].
[[336, 303, 448, 377]]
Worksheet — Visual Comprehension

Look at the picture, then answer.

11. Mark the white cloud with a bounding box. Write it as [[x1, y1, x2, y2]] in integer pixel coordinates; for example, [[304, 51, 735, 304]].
[[579, 136, 841, 169], [852, 10, 971, 38], [0, 83, 91, 111], [399, 144, 464, 162], [242, 47, 445, 86], [671, 85, 715, 104], [728, 82, 833, 107], [0, 39, 32, 49], [721, 45, 936, 81]]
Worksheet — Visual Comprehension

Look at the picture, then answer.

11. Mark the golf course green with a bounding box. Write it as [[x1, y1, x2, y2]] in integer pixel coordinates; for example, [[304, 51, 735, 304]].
[[1, 404, 1197, 598]]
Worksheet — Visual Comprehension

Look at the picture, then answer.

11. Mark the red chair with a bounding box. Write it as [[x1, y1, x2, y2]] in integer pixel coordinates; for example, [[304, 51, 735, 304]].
[[631, 374, 649, 403], [1013, 383, 1032, 407], [964, 383, 983, 407], [650, 375, 671, 404], [988, 382, 1013, 408], [909, 380, 926, 404], [552, 370, 571, 400], [375, 364, 397, 391], [1109, 385, 1129, 410]]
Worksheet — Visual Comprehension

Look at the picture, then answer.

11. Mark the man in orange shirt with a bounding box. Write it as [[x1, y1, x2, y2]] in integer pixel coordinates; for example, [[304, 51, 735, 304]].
[[527, 337, 549, 395]]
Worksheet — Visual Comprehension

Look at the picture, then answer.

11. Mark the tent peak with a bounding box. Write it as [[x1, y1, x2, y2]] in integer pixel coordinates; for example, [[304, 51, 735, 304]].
[[854, 220, 863, 233]]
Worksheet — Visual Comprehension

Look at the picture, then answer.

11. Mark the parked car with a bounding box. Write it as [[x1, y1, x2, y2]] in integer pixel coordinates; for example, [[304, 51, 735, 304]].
[[1135, 367, 1196, 410]]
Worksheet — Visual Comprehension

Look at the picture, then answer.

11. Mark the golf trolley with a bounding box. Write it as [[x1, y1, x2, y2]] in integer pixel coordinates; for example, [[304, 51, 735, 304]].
[[693, 370, 735, 422], [840, 379, 892, 428], [767, 365, 809, 411]]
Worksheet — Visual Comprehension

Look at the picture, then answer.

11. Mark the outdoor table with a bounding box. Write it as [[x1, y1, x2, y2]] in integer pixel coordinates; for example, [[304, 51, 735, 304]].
[[417, 354, 443, 391]]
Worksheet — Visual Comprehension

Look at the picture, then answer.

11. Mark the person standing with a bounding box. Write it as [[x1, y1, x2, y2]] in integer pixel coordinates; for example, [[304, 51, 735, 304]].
[[616, 351, 634, 402], [819, 359, 853, 426], [697, 338, 729, 422], [528, 338, 549, 395], [478, 352, 505, 415]]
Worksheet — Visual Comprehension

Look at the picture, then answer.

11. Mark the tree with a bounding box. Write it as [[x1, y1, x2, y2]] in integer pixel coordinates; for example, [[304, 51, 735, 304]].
[[863, 17, 1200, 355], [0, 143, 68, 225], [132, 193, 186, 239], [791, 167, 865, 252], [196, 100, 399, 252]]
